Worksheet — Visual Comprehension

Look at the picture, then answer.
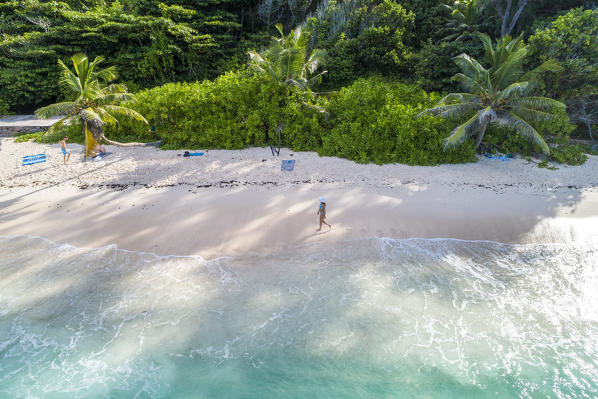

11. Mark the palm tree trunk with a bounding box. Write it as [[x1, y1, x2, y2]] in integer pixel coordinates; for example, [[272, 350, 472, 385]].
[[100, 134, 162, 147], [474, 116, 491, 151], [82, 119, 88, 162]]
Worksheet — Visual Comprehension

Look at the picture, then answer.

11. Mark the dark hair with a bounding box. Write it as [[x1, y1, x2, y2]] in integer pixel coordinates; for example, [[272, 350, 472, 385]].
[[64, 136, 68, 139]]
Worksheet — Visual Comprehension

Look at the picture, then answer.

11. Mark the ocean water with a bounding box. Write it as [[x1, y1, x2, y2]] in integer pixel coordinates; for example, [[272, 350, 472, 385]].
[[0, 235, 596, 399]]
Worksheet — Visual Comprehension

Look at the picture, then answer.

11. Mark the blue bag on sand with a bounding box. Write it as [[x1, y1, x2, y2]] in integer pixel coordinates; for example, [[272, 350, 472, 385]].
[[22, 154, 46, 166], [281, 160, 295, 171]]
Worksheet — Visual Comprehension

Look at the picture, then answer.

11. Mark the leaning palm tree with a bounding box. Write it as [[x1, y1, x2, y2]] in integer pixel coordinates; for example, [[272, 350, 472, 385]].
[[35, 53, 150, 161], [248, 23, 327, 91], [420, 33, 565, 154]]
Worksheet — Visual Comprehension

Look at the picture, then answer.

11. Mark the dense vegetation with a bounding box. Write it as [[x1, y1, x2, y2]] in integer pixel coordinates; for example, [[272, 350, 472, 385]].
[[2, 0, 597, 165]]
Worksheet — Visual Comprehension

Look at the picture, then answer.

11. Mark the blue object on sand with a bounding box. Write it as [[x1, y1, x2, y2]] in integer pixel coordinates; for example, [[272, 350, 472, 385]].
[[22, 154, 46, 166], [183, 152, 204, 157], [281, 159, 295, 171], [92, 152, 112, 158], [485, 152, 512, 161]]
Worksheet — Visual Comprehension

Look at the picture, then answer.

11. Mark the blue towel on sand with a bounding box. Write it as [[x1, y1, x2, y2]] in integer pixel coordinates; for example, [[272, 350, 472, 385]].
[[183, 152, 204, 157], [22, 154, 46, 166], [485, 152, 512, 161], [281, 160, 295, 171]]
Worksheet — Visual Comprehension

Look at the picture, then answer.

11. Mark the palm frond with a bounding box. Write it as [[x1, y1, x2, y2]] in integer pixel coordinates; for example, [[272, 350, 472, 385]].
[[452, 73, 484, 94], [70, 53, 88, 78], [274, 23, 284, 38], [509, 106, 556, 123], [103, 105, 148, 124], [81, 108, 103, 125], [454, 53, 487, 80], [476, 32, 494, 64], [58, 60, 83, 96], [438, 93, 480, 105], [100, 83, 128, 95], [304, 49, 327, 75], [444, 112, 480, 150], [503, 112, 550, 154], [94, 107, 118, 125], [95, 64, 117, 83], [477, 106, 497, 123], [42, 114, 75, 138], [35, 102, 77, 118], [496, 82, 528, 101], [491, 46, 527, 89], [307, 70, 327, 86], [419, 103, 479, 119], [248, 23, 325, 91], [510, 96, 566, 111]]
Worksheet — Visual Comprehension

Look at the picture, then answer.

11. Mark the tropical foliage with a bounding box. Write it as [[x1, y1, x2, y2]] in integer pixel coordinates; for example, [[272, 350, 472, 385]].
[[3, 0, 596, 166], [0, 0, 264, 113], [35, 53, 147, 159], [528, 8, 598, 139], [307, 0, 415, 87], [322, 78, 476, 164], [107, 74, 475, 164], [248, 23, 326, 90], [421, 33, 566, 153]]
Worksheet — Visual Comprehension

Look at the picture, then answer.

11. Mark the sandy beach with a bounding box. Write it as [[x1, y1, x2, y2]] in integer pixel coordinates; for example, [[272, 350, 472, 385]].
[[1, 138, 597, 258]]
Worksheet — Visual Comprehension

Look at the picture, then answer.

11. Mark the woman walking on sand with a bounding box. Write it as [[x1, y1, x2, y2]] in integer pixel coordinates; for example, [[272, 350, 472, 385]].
[[317, 197, 332, 232]]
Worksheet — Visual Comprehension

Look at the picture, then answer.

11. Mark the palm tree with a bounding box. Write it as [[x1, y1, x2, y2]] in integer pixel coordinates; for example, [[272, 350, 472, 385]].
[[35, 53, 149, 160], [440, 0, 484, 42], [420, 33, 565, 154], [248, 23, 327, 91], [248, 24, 327, 153]]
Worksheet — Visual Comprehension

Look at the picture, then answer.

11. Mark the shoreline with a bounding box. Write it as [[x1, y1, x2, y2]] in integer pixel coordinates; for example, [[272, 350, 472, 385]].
[[2, 184, 596, 259], [1, 138, 597, 258]]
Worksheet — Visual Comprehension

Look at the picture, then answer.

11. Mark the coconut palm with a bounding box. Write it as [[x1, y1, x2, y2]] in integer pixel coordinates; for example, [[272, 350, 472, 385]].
[[440, 0, 484, 42], [248, 24, 327, 153], [248, 23, 327, 91], [35, 53, 149, 160], [420, 33, 565, 154]]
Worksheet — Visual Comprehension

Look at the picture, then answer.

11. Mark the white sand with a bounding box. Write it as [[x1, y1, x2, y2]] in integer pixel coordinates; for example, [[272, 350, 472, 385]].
[[1, 138, 597, 258]]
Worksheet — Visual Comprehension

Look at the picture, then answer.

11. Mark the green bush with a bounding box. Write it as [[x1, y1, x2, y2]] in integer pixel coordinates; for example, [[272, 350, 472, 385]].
[[110, 69, 327, 151], [549, 144, 588, 166], [528, 8, 598, 139], [109, 74, 476, 165], [321, 78, 476, 165], [411, 39, 484, 93], [14, 131, 44, 143], [0, 99, 11, 116], [307, 0, 415, 89]]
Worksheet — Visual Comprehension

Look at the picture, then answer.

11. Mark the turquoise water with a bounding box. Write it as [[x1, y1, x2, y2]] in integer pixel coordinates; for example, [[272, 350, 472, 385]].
[[0, 235, 596, 398]]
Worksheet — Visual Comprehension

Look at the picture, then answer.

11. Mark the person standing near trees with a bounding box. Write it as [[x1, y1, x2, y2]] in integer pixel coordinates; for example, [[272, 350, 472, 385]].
[[59, 136, 71, 163]]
